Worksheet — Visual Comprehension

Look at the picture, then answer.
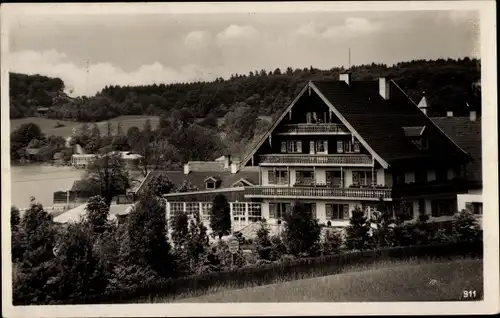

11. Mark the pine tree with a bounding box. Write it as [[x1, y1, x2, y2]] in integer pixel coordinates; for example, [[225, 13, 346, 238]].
[[210, 194, 231, 240], [255, 221, 273, 260], [84, 195, 110, 234], [171, 211, 189, 249], [345, 206, 372, 251]]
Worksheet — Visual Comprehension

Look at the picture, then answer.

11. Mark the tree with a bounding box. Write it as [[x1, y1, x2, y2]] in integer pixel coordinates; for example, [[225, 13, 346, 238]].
[[147, 172, 175, 197], [85, 153, 130, 206], [126, 126, 142, 150], [10, 122, 45, 160], [116, 121, 124, 136], [345, 206, 372, 251], [176, 180, 199, 193], [282, 202, 321, 256], [120, 193, 175, 278], [186, 210, 210, 269], [171, 211, 189, 249], [371, 198, 395, 248], [210, 194, 231, 240], [13, 200, 58, 305], [84, 195, 110, 234], [11, 206, 23, 262], [255, 221, 273, 261]]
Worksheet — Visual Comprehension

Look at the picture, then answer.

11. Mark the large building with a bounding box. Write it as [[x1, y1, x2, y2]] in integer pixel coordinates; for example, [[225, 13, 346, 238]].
[[141, 74, 478, 234]]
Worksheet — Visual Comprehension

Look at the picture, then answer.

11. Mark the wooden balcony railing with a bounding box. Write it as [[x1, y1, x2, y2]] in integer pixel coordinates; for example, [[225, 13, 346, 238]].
[[260, 154, 373, 166], [244, 186, 392, 199], [277, 123, 350, 134]]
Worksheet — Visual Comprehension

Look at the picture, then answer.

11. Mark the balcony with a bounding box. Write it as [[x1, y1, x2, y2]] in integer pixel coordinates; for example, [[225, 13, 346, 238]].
[[391, 179, 474, 198], [259, 154, 373, 166], [276, 123, 350, 135], [244, 186, 392, 200]]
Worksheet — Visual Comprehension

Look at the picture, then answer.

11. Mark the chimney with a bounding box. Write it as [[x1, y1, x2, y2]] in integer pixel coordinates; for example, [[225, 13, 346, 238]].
[[379, 77, 390, 100], [446, 111, 454, 117], [224, 155, 231, 169], [470, 110, 477, 122], [339, 72, 351, 85], [183, 163, 190, 175], [230, 163, 238, 174]]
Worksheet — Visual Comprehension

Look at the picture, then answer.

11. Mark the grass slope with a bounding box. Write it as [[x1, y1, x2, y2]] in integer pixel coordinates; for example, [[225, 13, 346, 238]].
[[10, 116, 160, 137], [172, 258, 483, 303]]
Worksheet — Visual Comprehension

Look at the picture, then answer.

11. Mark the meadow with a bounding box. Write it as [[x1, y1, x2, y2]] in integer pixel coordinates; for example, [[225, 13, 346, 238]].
[[171, 258, 483, 302], [10, 115, 160, 137]]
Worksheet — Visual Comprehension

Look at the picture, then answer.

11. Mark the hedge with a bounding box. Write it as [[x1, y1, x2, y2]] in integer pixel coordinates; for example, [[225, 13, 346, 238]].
[[65, 241, 482, 304]]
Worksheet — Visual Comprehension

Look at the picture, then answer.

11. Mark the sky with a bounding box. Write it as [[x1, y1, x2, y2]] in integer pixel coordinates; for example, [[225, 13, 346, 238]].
[[6, 6, 480, 97]]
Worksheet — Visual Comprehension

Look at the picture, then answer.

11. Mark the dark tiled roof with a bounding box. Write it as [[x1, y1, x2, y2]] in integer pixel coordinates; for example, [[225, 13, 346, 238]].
[[430, 117, 482, 183], [138, 168, 260, 195], [311, 80, 471, 165]]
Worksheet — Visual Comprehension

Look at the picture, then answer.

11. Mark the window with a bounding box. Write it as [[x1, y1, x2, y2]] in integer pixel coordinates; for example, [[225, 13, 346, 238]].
[[336, 140, 343, 153], [326, 204, 349, 220], [296, 170, 315, 185], [186, 203, 199, 216], [326, 170, 343, 187], [354, 141, 360, 153], [280, 141, 287, 153], [206, 182, 215, 189], [287, 140, 302, 153], [415, 170, 427, 183], [465, 202, 483, 215], [427, 170, 436, 182], [269, 202, 290, 219], [170, 202, 184, 216], [201, 202, 212, 221], [431, 199, 455, 217], [306, 112, 317, 123], [232, 203, 246, 221], [315, 140, 328, 154], [304, 203, 317, 219], [436, 169, 447, 182], [268, 170, 289, 185], [352, 171, 376, 186], [248, 203, 262, 222]]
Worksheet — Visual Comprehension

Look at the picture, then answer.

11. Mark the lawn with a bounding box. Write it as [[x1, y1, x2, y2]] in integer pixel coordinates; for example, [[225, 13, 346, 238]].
[[168, 258, 483, 303], [10, 115, 160, 138]]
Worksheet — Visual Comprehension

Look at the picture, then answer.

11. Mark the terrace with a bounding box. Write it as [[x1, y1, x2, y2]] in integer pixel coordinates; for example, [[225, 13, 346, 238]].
[[259, 154, 373, 166], [276, 123, 350, 135]]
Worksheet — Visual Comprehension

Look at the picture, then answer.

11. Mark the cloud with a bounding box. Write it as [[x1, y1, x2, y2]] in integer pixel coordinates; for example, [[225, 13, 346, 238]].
[[9, 49, 225, 97], [184, 30, 211, 49], [295, 21, 319, 37], [321, 17, 382, 39], [216, 24, 260, 46]]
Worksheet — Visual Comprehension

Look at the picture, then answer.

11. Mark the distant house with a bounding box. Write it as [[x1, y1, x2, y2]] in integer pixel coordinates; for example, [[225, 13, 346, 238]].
[[430, 110, 482, 219], [70, 151, 142, 169], [136, 74, 477, 236], [35, 107, 50, 117], [25, 147, 41, 160], [71, 154, 98, 168]]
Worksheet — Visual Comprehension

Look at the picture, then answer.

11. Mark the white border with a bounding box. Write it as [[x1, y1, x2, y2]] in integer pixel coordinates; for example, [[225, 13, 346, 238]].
[[2, 2, 498, 317]]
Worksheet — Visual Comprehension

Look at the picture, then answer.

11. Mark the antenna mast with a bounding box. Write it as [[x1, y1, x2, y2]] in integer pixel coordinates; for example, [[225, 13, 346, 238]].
[[348, 48, 351, 70]]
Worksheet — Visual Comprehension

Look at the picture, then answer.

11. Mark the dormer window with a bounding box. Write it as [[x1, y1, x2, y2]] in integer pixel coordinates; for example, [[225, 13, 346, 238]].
[[204, 176, 220, 189], [403, 126, 428, 151]]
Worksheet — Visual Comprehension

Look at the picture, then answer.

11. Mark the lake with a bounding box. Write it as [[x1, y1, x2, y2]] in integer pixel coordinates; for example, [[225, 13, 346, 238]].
[[9, 164, 85, 209]]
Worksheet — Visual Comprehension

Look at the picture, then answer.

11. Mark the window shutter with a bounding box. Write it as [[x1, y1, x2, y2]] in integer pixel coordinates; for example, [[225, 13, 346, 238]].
[[465, 202, 473, 213], [281, 141, 286, 153], [326, 204, 332, 219], [312, 203, 317, 219], [352, 171, 359, 184], [306, 112, 311, 123], [343, 205, 350, 219], [268, 170, 276, 184], [337, 140, 343, 153], [269, 203, 276, 219], [297, 141, 302, 153], [323, 140, 328, 154], [373, 170, 378, 185], [354, 141, 360, 153], [310, 141, 315, 154], [296, 171, 302, 184]]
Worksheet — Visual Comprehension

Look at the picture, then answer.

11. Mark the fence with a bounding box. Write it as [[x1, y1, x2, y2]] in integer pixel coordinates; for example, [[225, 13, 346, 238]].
[[73, 241, 482, 305]]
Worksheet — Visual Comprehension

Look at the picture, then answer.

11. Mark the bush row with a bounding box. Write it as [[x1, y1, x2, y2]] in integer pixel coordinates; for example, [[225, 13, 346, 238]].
[[71, 241, 482, 304]]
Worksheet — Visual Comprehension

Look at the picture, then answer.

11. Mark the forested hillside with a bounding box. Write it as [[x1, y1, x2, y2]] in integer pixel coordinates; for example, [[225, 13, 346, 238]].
[[10, 58, 481, 122]]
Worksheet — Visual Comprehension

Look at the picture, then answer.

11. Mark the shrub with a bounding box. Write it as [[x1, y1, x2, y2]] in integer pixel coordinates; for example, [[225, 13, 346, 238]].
[[321, 228, 344, 255], [452, 209, 482, 243], [210, 194, 231, 240], [255, 221, 273, 261], [282, 202, 321, 256]]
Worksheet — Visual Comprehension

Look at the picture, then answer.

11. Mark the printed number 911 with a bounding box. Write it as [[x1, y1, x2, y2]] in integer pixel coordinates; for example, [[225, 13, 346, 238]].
[[463, 290, 477, 299]]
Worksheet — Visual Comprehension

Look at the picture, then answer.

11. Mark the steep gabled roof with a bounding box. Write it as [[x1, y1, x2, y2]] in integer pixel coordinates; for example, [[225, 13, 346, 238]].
[[402, 126, 426, 137], [431, 116, 482, 183], [240, 79, 471, 169]]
